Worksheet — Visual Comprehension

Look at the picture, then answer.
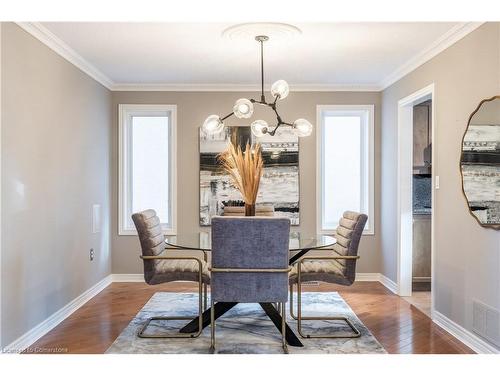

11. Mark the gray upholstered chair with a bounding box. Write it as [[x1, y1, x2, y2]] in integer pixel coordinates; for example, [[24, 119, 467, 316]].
[[210, 216, 290, 353], [288, 211, 367, 339], [132, 209, 210, 338]]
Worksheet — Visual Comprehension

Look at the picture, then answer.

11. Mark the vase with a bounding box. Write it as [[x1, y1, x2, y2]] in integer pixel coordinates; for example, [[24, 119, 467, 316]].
[[245, 203, 256, 216]]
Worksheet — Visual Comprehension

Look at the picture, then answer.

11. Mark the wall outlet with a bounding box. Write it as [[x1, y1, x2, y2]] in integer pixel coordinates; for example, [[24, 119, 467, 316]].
[[89, 248, 95, 261]]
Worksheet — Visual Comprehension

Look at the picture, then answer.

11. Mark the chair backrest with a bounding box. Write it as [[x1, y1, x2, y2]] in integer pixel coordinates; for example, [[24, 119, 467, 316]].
[[131, 209, 165, 284], [333, 211, 368, 284], [211, 216, 290, 303]]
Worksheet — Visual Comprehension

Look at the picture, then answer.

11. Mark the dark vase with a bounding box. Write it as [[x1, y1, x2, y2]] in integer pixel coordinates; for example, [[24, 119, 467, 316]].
[[245, 203, 256, 216]]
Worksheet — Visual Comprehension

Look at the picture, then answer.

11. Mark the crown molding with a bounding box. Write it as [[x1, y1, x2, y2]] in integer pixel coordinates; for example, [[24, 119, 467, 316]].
[[16, 22, 485, 93], [13, 22, 381, 93], [379, 22, 485, 90], [111, 82, 382, 92], [16, 22, 114, 89]]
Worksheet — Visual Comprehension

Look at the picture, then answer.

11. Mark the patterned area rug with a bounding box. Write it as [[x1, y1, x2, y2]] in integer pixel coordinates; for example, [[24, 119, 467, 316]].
[[106, 292, 386, 354]]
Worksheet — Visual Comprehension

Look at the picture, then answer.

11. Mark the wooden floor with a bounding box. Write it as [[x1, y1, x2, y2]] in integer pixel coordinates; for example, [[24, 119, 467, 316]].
[[28, 281, 474, 354], [403, 291, 432, 318]]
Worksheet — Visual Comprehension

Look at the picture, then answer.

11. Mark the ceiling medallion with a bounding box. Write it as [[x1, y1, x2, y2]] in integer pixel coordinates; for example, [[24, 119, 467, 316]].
[[221, 22, 302, 42], [202, 33, 312, 138]]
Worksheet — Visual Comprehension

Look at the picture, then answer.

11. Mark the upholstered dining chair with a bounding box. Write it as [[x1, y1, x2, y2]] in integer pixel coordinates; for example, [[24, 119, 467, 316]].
[[288, 211, 368, 339], [132, 209, 210, 339], [210, 216, 291, 353]]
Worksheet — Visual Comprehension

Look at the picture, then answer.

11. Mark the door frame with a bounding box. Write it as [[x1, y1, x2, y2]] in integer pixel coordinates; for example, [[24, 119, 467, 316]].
[[396, 84, 435, 317], [0, 22, 3, 349]]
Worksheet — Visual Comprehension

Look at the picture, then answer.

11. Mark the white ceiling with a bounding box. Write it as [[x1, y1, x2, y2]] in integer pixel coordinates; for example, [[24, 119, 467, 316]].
[[34, 22, 478, 90]]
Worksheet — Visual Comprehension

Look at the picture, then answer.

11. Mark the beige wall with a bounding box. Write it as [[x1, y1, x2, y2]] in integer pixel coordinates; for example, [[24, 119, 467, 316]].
[[6, 19, 498, 350], [381, 22, 500, 343], [1, 23, 112, 346], [111, 91, 382, 274]]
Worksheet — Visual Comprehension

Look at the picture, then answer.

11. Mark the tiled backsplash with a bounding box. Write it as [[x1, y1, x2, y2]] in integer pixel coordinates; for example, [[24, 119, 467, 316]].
[[413, 175, 432, 214]]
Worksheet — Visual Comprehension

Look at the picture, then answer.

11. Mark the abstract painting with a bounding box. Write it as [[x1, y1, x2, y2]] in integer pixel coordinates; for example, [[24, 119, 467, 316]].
[[200, 126, 299, 225], [460, 97, 500, 228]]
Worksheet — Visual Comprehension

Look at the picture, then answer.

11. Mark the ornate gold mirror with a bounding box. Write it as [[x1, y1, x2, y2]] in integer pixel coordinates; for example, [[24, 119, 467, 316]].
[[460, 96, 500, 229]]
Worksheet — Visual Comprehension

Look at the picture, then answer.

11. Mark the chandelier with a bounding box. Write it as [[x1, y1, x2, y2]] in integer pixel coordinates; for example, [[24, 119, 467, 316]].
[[201, 35, 313, 138]]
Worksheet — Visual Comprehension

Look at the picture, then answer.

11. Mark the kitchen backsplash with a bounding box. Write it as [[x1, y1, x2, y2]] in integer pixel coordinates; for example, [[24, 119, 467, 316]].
[[413, 175, 432, 214]]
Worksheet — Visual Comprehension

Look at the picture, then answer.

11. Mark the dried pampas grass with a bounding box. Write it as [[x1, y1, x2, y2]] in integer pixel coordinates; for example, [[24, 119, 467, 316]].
[[218, 141, 263, 205]]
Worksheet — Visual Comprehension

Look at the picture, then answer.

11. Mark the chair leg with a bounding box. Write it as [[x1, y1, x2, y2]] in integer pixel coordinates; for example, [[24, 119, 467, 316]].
[[208, 300, 288, 353], [281, 302, 289, 354], [289, 284, 298, 320], [203, 283, 208, 311], [138, 315, 200, 338], [295, 268, 360, 339], [210, 299, 216, 353], [138, 269, 204, 339]]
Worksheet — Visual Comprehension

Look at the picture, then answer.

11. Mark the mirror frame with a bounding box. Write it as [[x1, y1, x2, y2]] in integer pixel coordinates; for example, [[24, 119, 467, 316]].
[[459, 95, 500, 230]]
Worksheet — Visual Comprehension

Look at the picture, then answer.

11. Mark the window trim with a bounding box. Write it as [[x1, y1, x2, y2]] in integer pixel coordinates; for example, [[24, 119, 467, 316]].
[[118, 104, 177, 236], [316, 104, 375, 235]]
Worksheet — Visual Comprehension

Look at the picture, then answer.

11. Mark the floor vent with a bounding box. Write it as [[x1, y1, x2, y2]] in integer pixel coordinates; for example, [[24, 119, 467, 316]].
[[301, 281, 320, 286], [472, 300, 500, 347]]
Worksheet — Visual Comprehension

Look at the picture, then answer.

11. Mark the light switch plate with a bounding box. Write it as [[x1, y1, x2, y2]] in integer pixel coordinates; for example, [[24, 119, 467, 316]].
[[435, 175, 440, 189], [92, 204, 101, 233]]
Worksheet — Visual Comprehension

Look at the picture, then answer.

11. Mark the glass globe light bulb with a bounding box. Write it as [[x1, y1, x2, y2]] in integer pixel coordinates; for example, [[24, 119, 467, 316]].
[[233, 98, 254, 119], [271, 80, 290, 100], [202, 114, 224, 135], [251, 119, 269, 137], [292, 118, 313, 137]]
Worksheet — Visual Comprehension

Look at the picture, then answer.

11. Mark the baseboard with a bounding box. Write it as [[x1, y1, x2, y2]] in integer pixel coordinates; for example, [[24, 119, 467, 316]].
[[412, 276, 431, 282], [111, 273, 145, 282], [378, 274, 398, 294], [355, 273, 381, 282], [433, 311, 499, 354], [2, 274, 112, 353], [113, 273, 383, 283], [355, 273, 398, 294]]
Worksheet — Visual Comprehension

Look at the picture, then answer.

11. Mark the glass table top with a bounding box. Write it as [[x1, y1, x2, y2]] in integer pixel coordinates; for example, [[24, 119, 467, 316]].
[[165, 232, 336, 251]]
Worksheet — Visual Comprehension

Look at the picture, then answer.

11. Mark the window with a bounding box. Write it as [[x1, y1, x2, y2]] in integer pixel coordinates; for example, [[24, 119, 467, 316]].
[[317, 105, 374, 234], [119, 104, 177, 235]]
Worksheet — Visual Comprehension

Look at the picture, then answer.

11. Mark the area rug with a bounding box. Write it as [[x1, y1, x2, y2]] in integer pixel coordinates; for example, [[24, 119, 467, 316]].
[[106, 292, 386, 354]]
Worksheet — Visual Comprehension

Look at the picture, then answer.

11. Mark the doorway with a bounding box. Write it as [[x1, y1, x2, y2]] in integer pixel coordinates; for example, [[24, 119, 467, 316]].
[[397, 84, 435, 318]]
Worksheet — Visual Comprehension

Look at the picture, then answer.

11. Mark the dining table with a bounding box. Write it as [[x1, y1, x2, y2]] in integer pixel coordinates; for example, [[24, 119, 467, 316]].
[[165, 231, 337, 347]]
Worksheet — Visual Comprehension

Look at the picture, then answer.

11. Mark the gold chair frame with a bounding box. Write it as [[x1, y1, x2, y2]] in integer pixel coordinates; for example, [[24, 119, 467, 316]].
[[209, 266, 291, 354], [290, 252, 361, 339], [138, 248, 208, 339]]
